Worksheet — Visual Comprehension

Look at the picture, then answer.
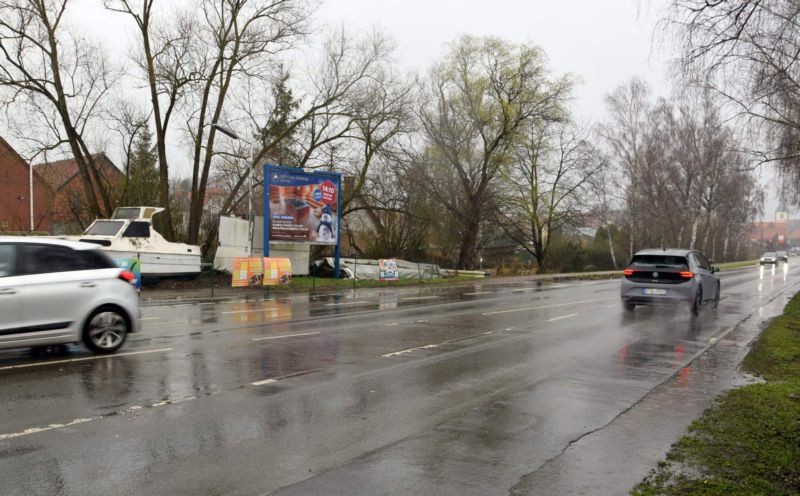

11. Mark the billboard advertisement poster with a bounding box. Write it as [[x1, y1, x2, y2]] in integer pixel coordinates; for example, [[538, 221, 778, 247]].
[[231, 257, 264, 287], [114, 258, 142, 289], [379, 259, 399, 282], [265, 166, 340, 244], [263, 257, 292, 286]]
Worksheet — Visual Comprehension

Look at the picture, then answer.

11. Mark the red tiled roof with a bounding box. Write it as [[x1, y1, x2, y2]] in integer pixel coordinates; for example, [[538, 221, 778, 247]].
[[34, 153, 122, 191], [0, 137, 48, 184]]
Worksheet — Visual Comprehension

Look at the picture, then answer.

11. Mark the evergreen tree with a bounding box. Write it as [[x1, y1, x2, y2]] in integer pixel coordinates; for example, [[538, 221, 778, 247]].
[[127, 127, 160, 206], [259, 67, 300, 167]]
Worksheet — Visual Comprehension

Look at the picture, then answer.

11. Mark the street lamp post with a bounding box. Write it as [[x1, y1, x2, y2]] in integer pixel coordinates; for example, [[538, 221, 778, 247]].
[[29, 160, 34, 231]]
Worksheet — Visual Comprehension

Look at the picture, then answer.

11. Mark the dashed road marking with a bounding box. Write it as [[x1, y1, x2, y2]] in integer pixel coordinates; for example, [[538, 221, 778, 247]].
[[251, 378, 277, 386], [463, 291, 493, 296], [251, 331, 320, 342], [547, 313, 578, 322], [0, 417, 97, 441], [0, 348, 173, 371], [481, 297, 614, 316], [382, 344, 438, 358], [402, 296, 441, 300]]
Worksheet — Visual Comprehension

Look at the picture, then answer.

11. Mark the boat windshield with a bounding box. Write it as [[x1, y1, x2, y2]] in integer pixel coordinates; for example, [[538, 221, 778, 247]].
[[113, 207, 142, 220], [84, 220, 125, 236]]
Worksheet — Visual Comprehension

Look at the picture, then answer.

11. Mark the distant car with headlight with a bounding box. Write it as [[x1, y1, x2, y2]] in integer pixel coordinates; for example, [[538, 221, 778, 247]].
[[760, 252, 778, 265], [776, 250, 788, 263], [620, 248, 720, 316]]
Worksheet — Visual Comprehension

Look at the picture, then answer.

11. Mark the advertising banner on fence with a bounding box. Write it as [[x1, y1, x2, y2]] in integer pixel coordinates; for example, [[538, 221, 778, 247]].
[[114, 258, 142, 289], [231, 257, 264, 287], [379, 259, 399, 282], [231, 257, 292, 286], [266, 166, 340, 244], [263, 257, 292, 285]]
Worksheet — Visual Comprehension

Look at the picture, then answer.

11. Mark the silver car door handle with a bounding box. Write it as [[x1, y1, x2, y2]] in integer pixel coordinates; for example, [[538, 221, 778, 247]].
[[0, 288, 16, 295], [79, 282, 97, 288]]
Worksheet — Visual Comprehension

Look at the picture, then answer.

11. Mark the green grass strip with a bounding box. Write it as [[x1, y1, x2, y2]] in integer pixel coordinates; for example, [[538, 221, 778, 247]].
[[632, 293, 800, 496]]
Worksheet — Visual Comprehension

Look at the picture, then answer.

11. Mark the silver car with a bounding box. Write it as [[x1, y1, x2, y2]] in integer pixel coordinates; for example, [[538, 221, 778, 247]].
[[620, 248, 720, 315], [0, 237, 140, 353]]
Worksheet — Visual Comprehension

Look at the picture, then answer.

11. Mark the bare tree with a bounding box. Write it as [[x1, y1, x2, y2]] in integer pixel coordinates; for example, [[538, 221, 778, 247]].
[[418, 35, 573, 269], [496, 122, 604, 272], [105, 0, 206, 239], [0, 0, 122, 218], [666, 1, 800, 197], [203, 28, 404, 256]]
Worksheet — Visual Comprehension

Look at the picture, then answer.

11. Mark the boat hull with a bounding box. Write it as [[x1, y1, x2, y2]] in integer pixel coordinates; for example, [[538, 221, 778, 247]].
[[101, 250, 202, 278]]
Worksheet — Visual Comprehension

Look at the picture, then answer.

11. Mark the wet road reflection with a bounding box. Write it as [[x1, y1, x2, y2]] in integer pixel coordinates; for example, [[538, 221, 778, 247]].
[[0, 263, 797, 495]]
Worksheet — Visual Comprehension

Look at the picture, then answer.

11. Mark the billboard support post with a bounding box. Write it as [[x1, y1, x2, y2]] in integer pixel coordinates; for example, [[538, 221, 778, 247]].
[[334, 172, 342, 279], [263, 163, 271, 258]]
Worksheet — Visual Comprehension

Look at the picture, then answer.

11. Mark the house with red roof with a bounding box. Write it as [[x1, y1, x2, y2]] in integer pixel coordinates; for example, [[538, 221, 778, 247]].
[[34, 153, 123, 234], [0, 137, 53, 233]]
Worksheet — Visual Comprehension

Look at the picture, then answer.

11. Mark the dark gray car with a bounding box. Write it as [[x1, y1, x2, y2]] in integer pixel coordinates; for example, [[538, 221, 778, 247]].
[[620, 248, 720, 315]]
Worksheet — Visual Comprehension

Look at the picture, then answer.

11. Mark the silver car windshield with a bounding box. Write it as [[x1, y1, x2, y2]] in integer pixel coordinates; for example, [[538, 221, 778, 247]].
[[84, 220, 124, 236]]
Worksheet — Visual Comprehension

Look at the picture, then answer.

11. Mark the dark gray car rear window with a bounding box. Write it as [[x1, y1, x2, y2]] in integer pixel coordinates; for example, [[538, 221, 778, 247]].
[[630, 255, 688, 268]]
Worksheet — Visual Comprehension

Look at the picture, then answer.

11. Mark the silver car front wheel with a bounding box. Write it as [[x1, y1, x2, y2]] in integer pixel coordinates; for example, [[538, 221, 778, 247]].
[[84, 309, 128, 353]]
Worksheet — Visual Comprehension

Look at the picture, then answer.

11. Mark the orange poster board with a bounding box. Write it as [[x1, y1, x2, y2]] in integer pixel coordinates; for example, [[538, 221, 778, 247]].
[[231, 257, 264, 287], [263, 257, 292, 285]]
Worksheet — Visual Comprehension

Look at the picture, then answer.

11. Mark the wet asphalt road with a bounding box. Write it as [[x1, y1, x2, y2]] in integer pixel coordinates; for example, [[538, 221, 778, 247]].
[[0, 264, 797, 495]]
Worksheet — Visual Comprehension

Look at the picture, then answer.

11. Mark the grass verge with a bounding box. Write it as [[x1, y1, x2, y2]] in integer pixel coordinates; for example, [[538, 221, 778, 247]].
[[631, 294, 800, 495], [716, 259, 760, 270]]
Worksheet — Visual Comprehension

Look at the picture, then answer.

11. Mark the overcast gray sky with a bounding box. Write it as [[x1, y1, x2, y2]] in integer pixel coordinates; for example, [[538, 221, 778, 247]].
[[316, 0, 670, 121], [6, 0, 785, 217]]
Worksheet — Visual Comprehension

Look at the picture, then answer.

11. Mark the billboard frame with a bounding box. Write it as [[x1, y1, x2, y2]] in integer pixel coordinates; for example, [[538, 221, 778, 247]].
[[263, 164, 342, 277]]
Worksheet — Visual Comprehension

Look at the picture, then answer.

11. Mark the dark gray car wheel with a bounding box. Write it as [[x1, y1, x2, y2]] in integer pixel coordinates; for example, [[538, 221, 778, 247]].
[[691, 288, 702, 316], [83, 307, 129, 354], [623, 302, 635, 313]]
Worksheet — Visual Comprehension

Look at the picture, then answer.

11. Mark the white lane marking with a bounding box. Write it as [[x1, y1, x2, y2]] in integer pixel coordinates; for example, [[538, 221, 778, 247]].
[[463, 291, 493, 295], [251, 378, 277, 386], [547, 313, 578, 322], [384, 322, 399, 326], [0, 348, 173, 371], [402, 296, 441, 300], [251, 331, 320, 342], [481, 297, 614, 316], [0, 417, 97, 441], [140, 317, 160, 321], [512, 288, 535, 293], [382, 344, 438, 358]]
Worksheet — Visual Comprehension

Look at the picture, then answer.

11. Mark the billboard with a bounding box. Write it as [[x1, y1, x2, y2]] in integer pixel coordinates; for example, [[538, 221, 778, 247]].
[[265, 166, 341, 245]]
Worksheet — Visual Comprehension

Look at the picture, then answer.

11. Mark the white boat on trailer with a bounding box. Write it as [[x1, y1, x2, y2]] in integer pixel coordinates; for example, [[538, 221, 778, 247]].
[[70, 207, 202, 279]]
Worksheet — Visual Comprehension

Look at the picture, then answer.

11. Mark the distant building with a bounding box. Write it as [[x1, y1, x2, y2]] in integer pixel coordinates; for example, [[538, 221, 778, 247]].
[[34, 153, 123, 234], [750, 192, 791, 250], [0, 137, 53, 233]]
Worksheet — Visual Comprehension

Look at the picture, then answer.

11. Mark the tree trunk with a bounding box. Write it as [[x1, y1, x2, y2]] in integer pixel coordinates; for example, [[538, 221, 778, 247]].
[[722, 224, 730, 261], [689, 217, 699, 249], [606, 223, 618, 269], [457, 212, 480, 270]]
